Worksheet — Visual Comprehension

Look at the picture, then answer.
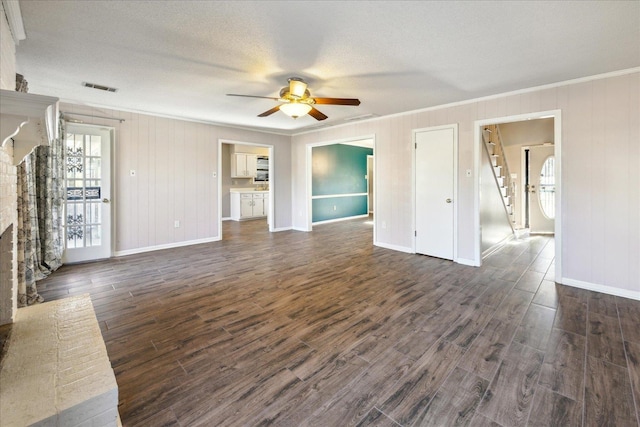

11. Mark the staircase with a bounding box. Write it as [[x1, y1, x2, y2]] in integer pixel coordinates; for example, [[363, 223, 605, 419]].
[[483, 125, 516, 228]]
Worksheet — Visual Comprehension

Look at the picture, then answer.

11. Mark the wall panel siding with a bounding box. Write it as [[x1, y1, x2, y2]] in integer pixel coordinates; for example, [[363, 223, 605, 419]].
[[59, 103, 290, 252], [292, 70, 640, 294]]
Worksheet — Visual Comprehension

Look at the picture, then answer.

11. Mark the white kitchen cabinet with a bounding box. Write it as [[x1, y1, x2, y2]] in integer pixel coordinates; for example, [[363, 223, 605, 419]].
[[252, 193, 265, 216], [230, 192, 267, 220], [231, 153, 257, 178], [240, 194, 254, 217]]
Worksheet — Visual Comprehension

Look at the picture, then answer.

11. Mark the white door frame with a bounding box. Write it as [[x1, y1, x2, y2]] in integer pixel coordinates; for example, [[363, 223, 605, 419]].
[[366, 154, 374, 213], [304, 135, 376, 240], [63, 122, 116, 262], [473, 110, 562, 283], [217, 139, 275, 239], [411, 124, 459, 261]]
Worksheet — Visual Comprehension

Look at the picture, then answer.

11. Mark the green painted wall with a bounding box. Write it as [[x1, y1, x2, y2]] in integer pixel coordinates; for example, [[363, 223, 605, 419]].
[[312, 144, 372, 222]]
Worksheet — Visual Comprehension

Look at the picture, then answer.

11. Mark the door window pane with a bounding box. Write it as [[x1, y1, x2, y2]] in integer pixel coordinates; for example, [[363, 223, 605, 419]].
[[539, 156, 555, 219], [65, 132, 103, 249]]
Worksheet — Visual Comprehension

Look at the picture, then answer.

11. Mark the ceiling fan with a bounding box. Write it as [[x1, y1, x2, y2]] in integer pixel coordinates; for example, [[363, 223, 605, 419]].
[[227, 77, 360, 121]]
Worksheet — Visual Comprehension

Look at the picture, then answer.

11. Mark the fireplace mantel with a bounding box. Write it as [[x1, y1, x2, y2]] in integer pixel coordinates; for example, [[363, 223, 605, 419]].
[[0, 89, 59, 164]]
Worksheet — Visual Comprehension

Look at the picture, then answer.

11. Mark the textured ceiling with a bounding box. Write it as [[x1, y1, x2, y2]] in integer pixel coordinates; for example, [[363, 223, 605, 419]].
[[14, 1, 640, 134]]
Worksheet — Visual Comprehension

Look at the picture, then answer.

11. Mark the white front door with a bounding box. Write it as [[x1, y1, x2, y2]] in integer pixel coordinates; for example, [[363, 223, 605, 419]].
[[528, 145, 555, 234], [415, 127, 456, 259], [63, 124, 112, 263]]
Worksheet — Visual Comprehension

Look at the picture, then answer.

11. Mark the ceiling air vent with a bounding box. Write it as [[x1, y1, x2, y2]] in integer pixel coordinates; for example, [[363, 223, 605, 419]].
[[82, 82, 118, 92], [344, 113, 376, 122]]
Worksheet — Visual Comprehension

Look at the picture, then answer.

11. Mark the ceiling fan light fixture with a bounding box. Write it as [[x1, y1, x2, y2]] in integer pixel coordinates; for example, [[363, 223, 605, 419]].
[[288, 77, 307, 99], [280, 102, 312, 118]]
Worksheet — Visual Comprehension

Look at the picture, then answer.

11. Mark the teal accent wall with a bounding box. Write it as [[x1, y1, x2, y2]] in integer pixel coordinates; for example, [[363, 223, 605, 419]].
[[312, 196, 368, 223], [312, 144, 373, 222]]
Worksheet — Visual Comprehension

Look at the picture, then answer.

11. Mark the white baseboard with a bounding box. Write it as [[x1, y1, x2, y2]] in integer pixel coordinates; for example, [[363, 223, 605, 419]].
[[291, 226, 311, 232], [222, 217, 232, 221], [456, 257, 480, 267], [115, 236, 221, 257], [312, 214, 369, 226], [271, 226, 293, 232], [374, 241, 413, 254], [482, 234, 515, 258], [561, 277, 640, 301]]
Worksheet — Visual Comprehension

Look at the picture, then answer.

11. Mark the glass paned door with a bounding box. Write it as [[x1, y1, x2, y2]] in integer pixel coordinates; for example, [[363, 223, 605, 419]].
[[528, 145, 555, 234], [539, 156, 555, 219], [63, 124, 111, 262]]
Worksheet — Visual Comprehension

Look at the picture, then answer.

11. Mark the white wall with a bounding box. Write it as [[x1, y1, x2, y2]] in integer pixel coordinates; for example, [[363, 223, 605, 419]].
[[292, 70, 640, 297], [60, 103, 291, 254]]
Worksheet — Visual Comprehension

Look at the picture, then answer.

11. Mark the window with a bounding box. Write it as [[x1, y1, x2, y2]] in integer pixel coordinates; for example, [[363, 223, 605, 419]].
[[539, 156, 555, 219]]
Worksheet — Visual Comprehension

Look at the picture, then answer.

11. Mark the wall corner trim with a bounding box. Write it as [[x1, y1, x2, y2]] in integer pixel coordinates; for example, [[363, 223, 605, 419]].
[[561, 277, 640, 301], [271, 226, 293, 232]]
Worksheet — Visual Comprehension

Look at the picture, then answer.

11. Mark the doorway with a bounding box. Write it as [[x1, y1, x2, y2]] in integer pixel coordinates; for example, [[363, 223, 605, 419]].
[[524, 145, 555, 234], [63, 123, 113, 263], [474, 111, 562, 282], [306, 137, 374, 228], [413, 124, 458, 260], [218, 139, 274, 239]]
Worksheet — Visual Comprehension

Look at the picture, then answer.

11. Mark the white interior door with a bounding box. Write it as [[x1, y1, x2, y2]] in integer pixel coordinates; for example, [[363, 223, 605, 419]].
[[63, 124, 112, 263], [528, 145, 555, 234], [415, 127, 455, 259]]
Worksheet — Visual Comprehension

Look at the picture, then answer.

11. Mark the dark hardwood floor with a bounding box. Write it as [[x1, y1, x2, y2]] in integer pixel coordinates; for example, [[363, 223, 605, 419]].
[[36, 218, 640, 426]]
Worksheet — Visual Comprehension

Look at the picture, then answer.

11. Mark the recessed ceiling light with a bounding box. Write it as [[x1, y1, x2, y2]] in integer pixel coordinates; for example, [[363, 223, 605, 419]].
[[82, 82, 118, 92]]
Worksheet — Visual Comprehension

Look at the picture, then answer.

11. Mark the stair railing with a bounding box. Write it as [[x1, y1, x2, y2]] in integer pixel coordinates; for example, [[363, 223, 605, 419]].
[[494, 125, 515, 223], [482, 128, 515, 232]]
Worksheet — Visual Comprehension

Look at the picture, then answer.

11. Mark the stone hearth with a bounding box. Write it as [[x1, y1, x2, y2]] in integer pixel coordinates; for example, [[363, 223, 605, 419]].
[[0, 294, 120, 426]]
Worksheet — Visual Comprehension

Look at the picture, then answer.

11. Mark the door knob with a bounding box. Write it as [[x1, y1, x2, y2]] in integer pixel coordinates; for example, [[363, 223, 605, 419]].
[[102, 198, 110, 203], [446, 198, 452, 203]]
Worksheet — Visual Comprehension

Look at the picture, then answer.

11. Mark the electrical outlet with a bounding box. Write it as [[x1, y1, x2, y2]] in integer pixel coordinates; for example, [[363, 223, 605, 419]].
[[174, 220, 180, 228], [333, 205, 337, 211], [130, 170, 136, 177]]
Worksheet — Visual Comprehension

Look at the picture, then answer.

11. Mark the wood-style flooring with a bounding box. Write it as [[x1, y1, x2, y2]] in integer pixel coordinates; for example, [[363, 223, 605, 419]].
[[36, 218, 640, 426]]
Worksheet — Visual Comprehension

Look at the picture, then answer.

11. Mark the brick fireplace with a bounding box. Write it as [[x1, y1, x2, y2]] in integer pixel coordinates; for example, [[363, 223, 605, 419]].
[[0, 89, 59, 325], [0, 143, 17, 325]]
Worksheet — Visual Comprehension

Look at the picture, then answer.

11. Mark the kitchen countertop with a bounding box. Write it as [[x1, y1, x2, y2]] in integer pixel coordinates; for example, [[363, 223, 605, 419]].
[[230, 188, 269, 194]]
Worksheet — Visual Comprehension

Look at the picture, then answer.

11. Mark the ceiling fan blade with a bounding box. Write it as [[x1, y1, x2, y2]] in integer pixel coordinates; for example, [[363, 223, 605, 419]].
[[308, 107, 328, 121], [257, 105, 281, 117], [312, 97, 361, 106], [227, 94, 280, 101]]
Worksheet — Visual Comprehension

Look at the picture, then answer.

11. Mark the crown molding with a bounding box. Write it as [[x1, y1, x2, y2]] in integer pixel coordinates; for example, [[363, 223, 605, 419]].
[[2, 1, 26, 43]]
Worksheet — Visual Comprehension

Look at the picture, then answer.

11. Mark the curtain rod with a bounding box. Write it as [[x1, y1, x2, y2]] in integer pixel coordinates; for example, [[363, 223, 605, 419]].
[[61, 112, 125, 123]]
